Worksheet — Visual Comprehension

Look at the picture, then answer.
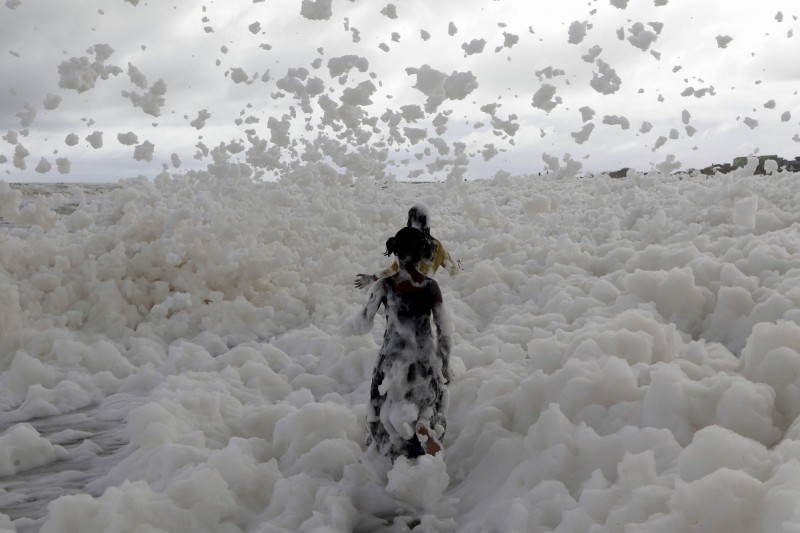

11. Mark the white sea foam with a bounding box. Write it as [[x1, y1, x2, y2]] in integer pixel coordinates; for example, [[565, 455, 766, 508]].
[[0, 161, 798, 531]]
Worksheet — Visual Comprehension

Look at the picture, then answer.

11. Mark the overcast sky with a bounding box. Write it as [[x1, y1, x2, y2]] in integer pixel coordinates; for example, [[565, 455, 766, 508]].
[[1, 0, 798, 182]]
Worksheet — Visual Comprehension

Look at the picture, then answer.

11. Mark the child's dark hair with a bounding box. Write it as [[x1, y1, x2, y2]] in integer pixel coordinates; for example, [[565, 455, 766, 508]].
[[385, 226, 434, 263]]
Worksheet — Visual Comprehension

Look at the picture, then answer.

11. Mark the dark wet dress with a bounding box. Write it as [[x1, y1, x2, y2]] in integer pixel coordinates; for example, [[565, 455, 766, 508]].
[[366, 275, 448, 460]]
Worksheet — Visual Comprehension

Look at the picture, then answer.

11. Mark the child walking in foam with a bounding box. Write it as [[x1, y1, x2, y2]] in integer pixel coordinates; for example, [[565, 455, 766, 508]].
[[354, 203, 459, 289], [344, 226, 452, 461]]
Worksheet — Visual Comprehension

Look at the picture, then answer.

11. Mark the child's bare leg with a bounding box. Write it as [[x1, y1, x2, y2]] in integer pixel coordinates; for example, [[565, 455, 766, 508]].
[[415, 421, 442, 456]]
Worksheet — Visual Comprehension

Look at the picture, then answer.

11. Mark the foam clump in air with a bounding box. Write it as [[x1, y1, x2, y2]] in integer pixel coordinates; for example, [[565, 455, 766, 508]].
[[603, 114, 630, 129], [43, 93, 62, 110], [341, 80, 375, 105], [133, 140, 155, 162], [571, 123, 595, 144], [380, 3, 397, 19], [532, 84, 561, 112], [35, 157, 52, 174], [14, 103, 35, 128], [57, 44, 122, 94], [86, 131, 103, 149], [327, 55, 369, 79], [481, 144, 499, 161], [124, 79, 167, 117], [58, 57, 100, 93], [127, 63, 148, 89], [117, 132, 139, 145], [461, 39, 487, 56], [654, 153, 681, 173], [230, 67, 251, 84], [627, 22, 658, 51], [267, 117, 292, 146], [2, 131, 18, 145], [590, 59, 622, 94], [535, 66, 565, 80], [401, 127, 426, 145], [300, 0, 333, 21], [568, 20, 588, 44], [443, 71, 478, 100], [580, 106, 596, 121], [502, 31, 519, 49], [542, 152, 582, 178], [13, 144, 29, 169], [56, 157, 70, 174], [190, 109, 211, 130], [407, 65, 478, 112], [582, 44, 603, 62], [275, 68, 325, 112], [716, 35, 734, 48], [743, 117, 758, 129], [490, 114, 519, 136]]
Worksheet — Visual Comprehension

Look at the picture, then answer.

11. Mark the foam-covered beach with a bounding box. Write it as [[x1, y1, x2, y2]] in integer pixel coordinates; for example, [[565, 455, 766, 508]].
[[2, 163, 800, 531]]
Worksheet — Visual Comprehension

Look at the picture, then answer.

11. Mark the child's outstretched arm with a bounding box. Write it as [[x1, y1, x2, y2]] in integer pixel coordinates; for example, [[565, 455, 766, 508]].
[[442, 249, 460, 276], [434, 239, 460, 276], [354, 262, 399, 288], [431, 280, 453, 383], [341, 280, 386, 335]]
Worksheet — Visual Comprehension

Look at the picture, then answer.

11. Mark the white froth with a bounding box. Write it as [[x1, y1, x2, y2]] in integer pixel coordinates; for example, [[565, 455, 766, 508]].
[[568, 20, 588, 45], [42, 94, 61, 111], [133, 140, 155, 162], [34, 158, 51, 174], [0, 168, 799, 531], [532, 84, 561, 112], [300, 0, 333, 21], [117, 132, 138, 146], [85, 131, 103, 149], [0, 423, 67, 476], [716, 34, 734, 48], [590, 59, 623, 94]]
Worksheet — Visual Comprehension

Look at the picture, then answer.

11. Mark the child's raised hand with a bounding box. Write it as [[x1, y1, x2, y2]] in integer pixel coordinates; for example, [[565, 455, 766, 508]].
[[354, 273, 376, 289]]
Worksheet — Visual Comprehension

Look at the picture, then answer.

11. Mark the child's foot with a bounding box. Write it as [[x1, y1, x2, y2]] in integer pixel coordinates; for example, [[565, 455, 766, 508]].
[[415, 421, 442, 456]]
